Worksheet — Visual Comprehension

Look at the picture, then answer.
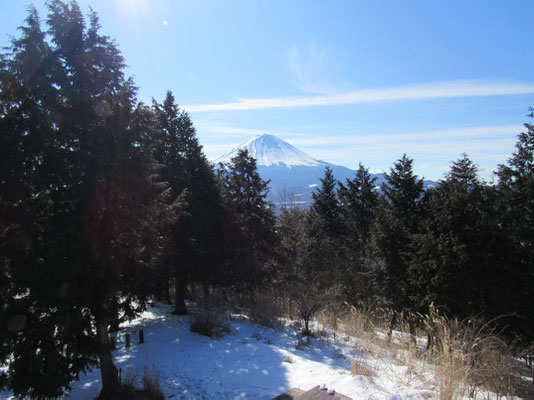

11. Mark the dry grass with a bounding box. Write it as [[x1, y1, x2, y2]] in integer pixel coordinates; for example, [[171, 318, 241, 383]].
[[119, 365, 164, 400], [350, 357, 376, 378], [418, 307, 524, 399], [318, 303, 531, 399], [189, 308, 230, 338]]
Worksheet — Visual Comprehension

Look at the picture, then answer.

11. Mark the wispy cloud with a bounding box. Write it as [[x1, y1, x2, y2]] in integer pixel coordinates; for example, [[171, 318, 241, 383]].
[[183, 80, 534, 112], [198, 124, 308, 138], [287, 124, 523, 147], [286, 42, 340, 95]]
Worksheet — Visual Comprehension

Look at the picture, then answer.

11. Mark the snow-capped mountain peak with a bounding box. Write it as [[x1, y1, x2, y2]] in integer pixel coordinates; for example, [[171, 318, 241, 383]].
[[213, 134, 324, 168]]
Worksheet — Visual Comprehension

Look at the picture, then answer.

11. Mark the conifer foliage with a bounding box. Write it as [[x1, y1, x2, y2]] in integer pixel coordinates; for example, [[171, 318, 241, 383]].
[[0, 2, 176, 397], [371, 155, 424, 313], [153, 91, 224, 314], [219, 149, 277, 292]]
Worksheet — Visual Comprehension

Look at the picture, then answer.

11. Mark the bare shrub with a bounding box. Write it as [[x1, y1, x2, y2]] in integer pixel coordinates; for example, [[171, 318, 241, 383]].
[[295, 334, 311, 350], [118, 366, 164, 400], [189, 309, 230, 338], [141, 365, 164, 400], [120, 368, 137, 392], [290, 288, 325, 337], [248, 291, 283, 329], [350, 358, 375, 378]]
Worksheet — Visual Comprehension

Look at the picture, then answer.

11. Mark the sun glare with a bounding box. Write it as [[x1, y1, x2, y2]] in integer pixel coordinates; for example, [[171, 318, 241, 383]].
[[116, 0, 153, 31]]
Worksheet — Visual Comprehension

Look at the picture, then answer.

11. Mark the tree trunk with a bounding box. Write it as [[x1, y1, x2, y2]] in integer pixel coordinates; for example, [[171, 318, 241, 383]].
[[156, 267, 171, 304], [387, 312, 397, 342], [162, 274, 171, 304], [97, 318, 121, 399], [173, 271, 188, 315], [109, 297, 120, 333]]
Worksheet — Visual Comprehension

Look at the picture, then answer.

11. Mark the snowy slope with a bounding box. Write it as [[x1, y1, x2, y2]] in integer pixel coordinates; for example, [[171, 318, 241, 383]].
[[213, 134, 323, 168], [1, 302, 512, 399]]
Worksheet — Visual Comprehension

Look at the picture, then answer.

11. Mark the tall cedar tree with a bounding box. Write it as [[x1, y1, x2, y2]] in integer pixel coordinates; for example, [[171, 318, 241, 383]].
[[338, 163, 379, 305], [0, 3, 176, 398], [220, 149, 277, 293], [408, 155, 508, 320], [276, 205, 309, 287], [153, 91, 224, 313], [306, 167, 345, 289], [497, 112, 534, 341], [371, 155, 423, 320]]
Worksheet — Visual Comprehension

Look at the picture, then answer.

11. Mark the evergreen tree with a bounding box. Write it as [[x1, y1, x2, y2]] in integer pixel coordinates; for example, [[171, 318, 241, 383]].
[[220, 149, 277, 292], [309, 167, 344, 238], [305, 167, 345, 290], [276, 205, 309, 286], [371, 155, 423, 322], [408, 155, 503, 318], [496, 113, 534, 341], [338, 163, 378, 254], [0, 3, 176, 397], [153, 91, 224, 313], [338, 163, 379, 304]]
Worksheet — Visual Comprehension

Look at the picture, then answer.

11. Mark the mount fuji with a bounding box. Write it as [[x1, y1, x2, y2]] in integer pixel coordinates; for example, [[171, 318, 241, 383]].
[[213, 134, 387, 206]]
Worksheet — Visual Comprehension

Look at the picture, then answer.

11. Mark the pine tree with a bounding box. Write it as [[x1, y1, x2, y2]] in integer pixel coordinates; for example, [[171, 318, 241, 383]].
[[309, 167, 344, 238], [153, 91, 224, 313], [338, 163, 379, 304], [496, 114, 534, 341], [305, 167, 345, 291], [371, 155, 423, 328], [406, 153, 526, 346], [409, 155, 489, 314], [0, 3, 176, 397], [220, 149, 277, 292]]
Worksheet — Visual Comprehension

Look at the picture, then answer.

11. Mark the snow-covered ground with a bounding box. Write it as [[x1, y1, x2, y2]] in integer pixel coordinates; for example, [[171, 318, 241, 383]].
[[1, 302, 521, 399], [73, 302, 438, 400]]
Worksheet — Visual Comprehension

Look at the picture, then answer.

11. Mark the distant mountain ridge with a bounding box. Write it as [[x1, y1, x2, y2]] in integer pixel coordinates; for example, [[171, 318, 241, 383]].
[[213, 134, 323, 168], [213, 134, 385, 205], [213, 134, 434, 206]]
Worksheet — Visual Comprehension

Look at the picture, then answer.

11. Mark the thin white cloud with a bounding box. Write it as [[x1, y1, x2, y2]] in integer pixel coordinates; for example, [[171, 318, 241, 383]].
[[198, 124, 308, 138], [287, 124, 523, 147], [183, 80, 534, 112], [202, 143, 241, 154], [286, 42, 340, 95]]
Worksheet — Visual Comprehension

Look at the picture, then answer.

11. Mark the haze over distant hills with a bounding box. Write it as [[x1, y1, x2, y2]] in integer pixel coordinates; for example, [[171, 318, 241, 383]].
[[213, 134, 389, 205]]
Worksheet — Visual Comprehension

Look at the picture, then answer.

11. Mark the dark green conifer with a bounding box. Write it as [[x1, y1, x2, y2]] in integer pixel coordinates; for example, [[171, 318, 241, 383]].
[[338, 163, 379, 304], [371, 155, 423, 322], [153, 91, 224, 313], [220, 149, 277, 292], [0, 3, 176, 397]]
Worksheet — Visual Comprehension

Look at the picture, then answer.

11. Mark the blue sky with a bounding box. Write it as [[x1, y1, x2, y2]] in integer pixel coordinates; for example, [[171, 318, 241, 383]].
[[2, 0, 534, 180]]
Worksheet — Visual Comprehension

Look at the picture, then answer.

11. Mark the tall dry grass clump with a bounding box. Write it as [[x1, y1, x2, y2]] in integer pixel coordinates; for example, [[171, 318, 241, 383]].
[[420, 306, 522, 399], [324, 303, 529, 399]]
